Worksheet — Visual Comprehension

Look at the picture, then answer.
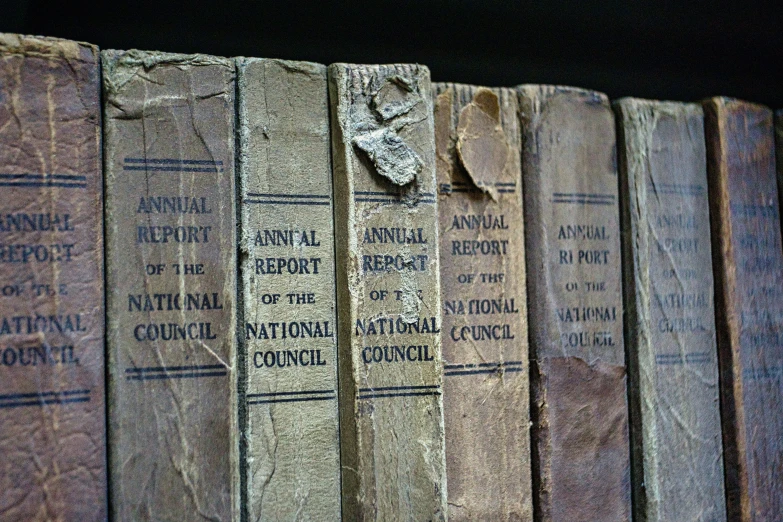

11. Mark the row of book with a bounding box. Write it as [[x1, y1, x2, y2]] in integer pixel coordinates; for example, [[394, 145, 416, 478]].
[[1, 33, 781, 521]]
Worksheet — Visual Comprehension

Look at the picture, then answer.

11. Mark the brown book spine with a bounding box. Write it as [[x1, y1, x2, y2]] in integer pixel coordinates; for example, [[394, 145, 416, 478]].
[[615, 98, 726, 521], [103, 50, 238, 520], [329, 63, 447, 521], [704, 97, 783, 521], [0, 34, 107, 521], [517, 85, 631, 521], [433, 83, 533, 520]]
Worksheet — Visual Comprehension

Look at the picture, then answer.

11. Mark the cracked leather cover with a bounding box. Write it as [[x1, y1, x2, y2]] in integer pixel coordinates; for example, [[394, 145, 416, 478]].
[[0, 33, 107, 522], [517, 84, 632, 522], [103, 49, 238, 521]]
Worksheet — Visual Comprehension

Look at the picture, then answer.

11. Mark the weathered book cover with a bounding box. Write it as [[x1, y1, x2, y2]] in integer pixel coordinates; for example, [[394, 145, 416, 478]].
[[237, 57, 341, 520], [328, 63, 447, 521], [0, 33, 107, 521], [704, 97, 783, 521], [433, 83, 533, 520], [776, 110, 783, 228], [615, 98, 726, 521], [517, 85, 632, 521], [103, 50, 238, 521]]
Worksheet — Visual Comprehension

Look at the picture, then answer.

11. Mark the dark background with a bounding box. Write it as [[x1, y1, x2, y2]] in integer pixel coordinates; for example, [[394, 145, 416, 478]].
[[3, 0, 782, 107]]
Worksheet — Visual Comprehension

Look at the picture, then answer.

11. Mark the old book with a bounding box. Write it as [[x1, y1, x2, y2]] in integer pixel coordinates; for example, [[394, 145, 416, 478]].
[[103, 50, 238, 521], [704, 97, 783, 521], [615, 98, 726, 521], [776, 110, 783, 226], [433, 83, 533, 520], [236, 58, 341, 520], [329, 63, 447, 521], [517, 85, 632, 521], [0, 34, 107, 521]]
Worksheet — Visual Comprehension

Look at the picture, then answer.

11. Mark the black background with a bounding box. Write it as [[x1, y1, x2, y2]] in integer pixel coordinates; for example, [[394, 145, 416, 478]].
[[3, 0, 782, 107]]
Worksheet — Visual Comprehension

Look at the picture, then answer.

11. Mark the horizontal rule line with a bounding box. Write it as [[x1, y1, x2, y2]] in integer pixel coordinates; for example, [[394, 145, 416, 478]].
[[123, 166, 222, 172], [358, 385, 440, 392], [247, 389, 335, 398], [125, 364, 226, 373], [743, 367, 782, 380], [244, 200, 330, 206], [445, 368, 524, 377], [354, 191, 435, 197], [552, 193, 615, 199], [451, 182, 516, 189], [445, 361, 523, 369], [245, 193, 330, 199], [355, 198, 435, 204], [0, 173, 87, 180], [126, 371, 227, 381], [0, 389, 90, 401], [0, 397, 90, 409], [124, 158, 223, 165], [358, 391, 441, 399], [0, 181, 86, 188], [248, 396, 337, 405], [552, 199, 615, 206]]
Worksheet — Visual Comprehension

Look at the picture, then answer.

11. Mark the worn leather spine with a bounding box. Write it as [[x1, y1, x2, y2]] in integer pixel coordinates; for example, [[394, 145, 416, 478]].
[[776, 110, 783, 232], [615, 98, 727, 521], [517, 85, 632, 521], [103, 50, 238, 521], [433, 83, 533, 521], [704, 97, 783, 521], [237, 58, 341, 521], [328, 63, 447, 521], [0, 33, 107, 521]]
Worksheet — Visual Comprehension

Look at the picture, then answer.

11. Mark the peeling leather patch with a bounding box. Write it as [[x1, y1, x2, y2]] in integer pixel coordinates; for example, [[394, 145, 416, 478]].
[[353, 127, 423, 186], [456, 87, 508, 199], [371, 74, 419, 121]]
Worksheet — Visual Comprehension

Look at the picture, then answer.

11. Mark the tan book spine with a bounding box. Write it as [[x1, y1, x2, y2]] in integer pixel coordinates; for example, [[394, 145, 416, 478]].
[[615, 98, 726, 521], [0, 33, 106, 521], [103, 50, 238, 521], [704, 97, 783, 521], [236, 57, 341, 520], [517, 85, 632, 521], [328, 63, 447, 521], [433, 83, 533, 520]]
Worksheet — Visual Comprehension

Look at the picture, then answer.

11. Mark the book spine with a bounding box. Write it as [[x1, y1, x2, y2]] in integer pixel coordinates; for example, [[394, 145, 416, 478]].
[[517, 85, 632, 521], [236, 58, 341, 520], [776, 110, 783, 231], [0, 33, 107, 521], [704, 97, 783, 521], [615, 98, 727, 521], [102, 50, 238, 521], [433, 83, 533, 521], [328, 63, 447, 521]]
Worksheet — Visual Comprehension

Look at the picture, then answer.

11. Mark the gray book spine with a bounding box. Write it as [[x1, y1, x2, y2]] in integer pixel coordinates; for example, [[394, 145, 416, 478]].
[[103, 50, 238, 521], [329, 63, 447, 521], [236, 57, 341, 521], [615, 98, 726, 522]]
